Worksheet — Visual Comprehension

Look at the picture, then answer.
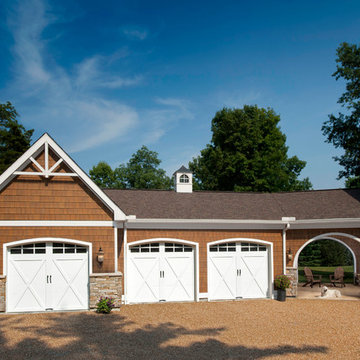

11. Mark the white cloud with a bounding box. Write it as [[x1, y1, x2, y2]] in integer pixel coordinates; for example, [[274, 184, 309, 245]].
[[122, 26, 148, 40], [140, 98, 194, 145], [6, 0, 140, 153], [75, 55, 142, 90]]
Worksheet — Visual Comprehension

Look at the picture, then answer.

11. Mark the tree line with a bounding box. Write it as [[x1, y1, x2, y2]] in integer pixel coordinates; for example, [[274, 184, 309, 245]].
[[1, 42, 360, 192]]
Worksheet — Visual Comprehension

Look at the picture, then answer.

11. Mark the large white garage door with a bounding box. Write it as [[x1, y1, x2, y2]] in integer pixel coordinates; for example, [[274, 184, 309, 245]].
[[127, 242, 195, 303], [7, 242, 89, 312], [208, 242, 269, 300]]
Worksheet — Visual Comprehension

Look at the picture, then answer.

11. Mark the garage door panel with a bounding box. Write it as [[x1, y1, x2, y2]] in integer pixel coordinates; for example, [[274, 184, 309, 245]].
[[208, 255, 237, 300], [161, 255, 194, 301], [8, 258, 46, 312], [128, 256, 160, 303], [50, 257, 88, 310], [240, 254, 268, 298]]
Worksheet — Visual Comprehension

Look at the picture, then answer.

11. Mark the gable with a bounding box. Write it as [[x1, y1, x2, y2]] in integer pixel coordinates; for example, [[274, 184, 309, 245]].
[[0, 133, 125, 221]]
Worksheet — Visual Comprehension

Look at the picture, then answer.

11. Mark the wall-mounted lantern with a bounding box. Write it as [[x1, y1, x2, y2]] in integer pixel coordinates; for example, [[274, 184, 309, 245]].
[[97, 247, 104, 264], [287, 248, 293, 261]]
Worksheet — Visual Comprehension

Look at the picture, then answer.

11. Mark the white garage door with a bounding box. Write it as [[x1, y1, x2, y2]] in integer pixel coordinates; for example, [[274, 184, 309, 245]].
[[208, 242, 269, 300], [7, 242, 89, 312], [127, 242, 195, 303]]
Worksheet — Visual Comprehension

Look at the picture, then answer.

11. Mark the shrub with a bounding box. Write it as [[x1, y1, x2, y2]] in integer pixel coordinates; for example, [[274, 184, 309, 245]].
[[274, 275, 291, 290], [96, 296, 115, 314]]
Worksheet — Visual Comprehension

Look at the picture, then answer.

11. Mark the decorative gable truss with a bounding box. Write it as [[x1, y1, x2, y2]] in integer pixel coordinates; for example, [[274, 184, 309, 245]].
[[0, 133, 126, 221]]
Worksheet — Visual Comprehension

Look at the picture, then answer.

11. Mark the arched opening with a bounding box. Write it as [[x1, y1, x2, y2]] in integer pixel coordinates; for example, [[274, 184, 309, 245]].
[[296, 238, 355, 285]]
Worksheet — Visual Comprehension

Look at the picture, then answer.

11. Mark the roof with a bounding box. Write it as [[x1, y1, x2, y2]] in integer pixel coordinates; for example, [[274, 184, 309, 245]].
[[103, 188, 360, 220], [173, 165, 191, 175]]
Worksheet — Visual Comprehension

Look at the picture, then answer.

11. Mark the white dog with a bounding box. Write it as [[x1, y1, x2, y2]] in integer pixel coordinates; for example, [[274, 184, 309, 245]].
[[320, 285, 341, 298]]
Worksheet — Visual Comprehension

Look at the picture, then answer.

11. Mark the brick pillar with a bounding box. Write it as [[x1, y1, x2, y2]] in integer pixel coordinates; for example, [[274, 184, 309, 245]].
[[89, 273, 123, 308]]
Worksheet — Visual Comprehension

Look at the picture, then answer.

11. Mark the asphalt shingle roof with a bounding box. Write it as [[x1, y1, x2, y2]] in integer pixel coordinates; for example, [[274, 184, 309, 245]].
[[104, 188, 360, 220]]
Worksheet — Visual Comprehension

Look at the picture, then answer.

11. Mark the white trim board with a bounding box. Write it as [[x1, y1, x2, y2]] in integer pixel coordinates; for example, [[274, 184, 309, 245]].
[[0, 221, 115, 227], [0, 133, 126, 221]]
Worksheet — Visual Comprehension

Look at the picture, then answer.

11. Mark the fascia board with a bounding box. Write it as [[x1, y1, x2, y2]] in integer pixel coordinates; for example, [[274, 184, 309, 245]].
[[289, 218, 360, 229], [117, 217, 360, 230], [122, 218, 285, 230]]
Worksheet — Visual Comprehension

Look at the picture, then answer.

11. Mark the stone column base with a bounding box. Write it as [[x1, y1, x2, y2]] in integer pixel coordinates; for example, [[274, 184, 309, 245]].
[[286, 267, 298, 297], [89, 273, 123, 308], [0, 276, 5, 312]]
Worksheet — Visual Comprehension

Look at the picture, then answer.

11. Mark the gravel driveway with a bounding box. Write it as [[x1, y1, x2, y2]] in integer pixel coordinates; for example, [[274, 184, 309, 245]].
[[0, 299, 359, 359]]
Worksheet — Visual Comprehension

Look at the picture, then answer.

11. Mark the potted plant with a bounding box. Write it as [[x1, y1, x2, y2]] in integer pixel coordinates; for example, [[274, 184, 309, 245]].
[[274, 275, 291, 301], [96, 296, 115, 314]]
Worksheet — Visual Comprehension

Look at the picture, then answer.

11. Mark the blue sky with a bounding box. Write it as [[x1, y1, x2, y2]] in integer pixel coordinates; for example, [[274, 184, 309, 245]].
[[1, 0, 360, 189]]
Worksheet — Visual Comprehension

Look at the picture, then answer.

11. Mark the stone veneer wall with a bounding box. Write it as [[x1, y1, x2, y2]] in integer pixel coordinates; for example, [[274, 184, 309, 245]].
[[89, 273, 123, 308], [0, 276, 5, 311], [286, 267, 298, 297]]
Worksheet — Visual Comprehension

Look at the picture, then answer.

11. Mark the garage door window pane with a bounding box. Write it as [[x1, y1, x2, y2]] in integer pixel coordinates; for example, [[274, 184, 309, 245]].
[[10, 247, 21, 254], [52, 243, 87, 254]]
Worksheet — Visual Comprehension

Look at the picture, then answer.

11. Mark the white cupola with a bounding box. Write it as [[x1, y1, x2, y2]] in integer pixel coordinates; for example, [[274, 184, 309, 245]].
[[173, 165, 193, 193]]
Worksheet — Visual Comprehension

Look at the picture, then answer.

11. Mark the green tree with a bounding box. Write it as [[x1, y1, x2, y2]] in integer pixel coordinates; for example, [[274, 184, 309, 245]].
[[125, 146, 172, 189], [0, 102, 34, 174], [298, 241, 322, 267], [189, 106, 312, 192], [89, 161, 117, 188], [298, 239, 353, 267], [89, 146, 172, 190], [322, 42, 360, 187]]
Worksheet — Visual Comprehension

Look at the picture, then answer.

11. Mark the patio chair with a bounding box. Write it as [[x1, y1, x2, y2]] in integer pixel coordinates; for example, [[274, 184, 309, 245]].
[[302, 267, 322, 288], [329, 266, 345, 288]]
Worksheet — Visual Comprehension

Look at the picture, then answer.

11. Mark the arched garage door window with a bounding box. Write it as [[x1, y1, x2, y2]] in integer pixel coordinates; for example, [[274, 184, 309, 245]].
[[7, 240, 89, 313]]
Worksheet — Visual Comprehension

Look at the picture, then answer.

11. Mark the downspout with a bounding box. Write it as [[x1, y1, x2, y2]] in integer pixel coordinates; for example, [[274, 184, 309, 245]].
[[282, 222, 290, 274]]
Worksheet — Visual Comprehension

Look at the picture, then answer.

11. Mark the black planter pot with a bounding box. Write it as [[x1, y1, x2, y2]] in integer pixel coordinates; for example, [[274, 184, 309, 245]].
[[277, 289, 286, 302]]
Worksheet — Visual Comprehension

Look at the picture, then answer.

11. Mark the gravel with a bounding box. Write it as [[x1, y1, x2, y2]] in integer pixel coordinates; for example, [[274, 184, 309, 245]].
[[0, 299, 359, 359]]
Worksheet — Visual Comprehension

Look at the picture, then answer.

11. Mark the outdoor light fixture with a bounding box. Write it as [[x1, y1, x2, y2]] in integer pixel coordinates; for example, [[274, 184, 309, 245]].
[[97, 247, 104, 264], [287, 248, 293, 261]]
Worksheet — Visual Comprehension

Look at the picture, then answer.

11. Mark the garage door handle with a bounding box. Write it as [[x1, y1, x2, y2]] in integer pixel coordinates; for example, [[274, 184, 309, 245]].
[[49, 275, 52, 283], [47, 275, 49, 283], [237, 269, 241, 276]]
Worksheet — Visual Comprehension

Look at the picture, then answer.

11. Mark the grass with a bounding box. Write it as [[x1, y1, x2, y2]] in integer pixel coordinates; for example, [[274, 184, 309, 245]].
[[298, 265, 354, 283]]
